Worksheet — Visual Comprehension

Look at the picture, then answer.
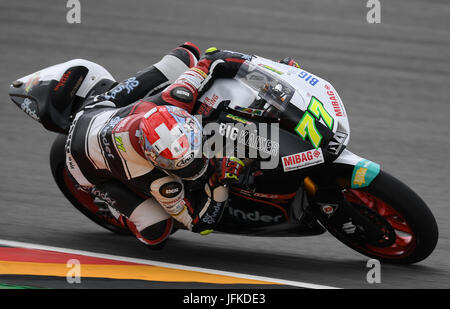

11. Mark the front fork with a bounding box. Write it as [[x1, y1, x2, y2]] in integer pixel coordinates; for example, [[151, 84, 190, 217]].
[[304, 149, 381, 195], [302, 149, 384, 242]]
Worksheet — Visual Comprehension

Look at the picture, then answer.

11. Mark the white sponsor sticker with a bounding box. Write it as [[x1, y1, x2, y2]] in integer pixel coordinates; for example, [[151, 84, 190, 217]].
[[281, 148, 324, 172]]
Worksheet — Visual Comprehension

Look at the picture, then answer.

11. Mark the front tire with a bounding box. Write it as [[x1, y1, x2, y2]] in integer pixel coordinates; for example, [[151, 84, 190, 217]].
[[318, 170, 438, 264]]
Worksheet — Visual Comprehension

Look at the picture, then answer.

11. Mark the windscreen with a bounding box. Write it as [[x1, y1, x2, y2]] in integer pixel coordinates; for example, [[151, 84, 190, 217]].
[[234, 61, 295, 118]]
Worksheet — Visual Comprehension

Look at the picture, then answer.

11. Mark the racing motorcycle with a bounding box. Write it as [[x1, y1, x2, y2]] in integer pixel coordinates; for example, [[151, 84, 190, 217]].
[[8, 55, 438, 264]]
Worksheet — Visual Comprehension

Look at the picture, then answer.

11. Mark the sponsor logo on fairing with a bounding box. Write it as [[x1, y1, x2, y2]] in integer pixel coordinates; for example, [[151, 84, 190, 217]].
[[324, 84, 344, 117], [227, 206, 283, 223], [54, 70, 72, 91], [351, 159, 380, 189], [353, 168, 368, 186], [319, 204, 337, 216], [298, 71, 319, 86], [69, 76, 84, 97], [217, 123, 279, 157], [225, 113, 249, 124], [204, 121, 280, 169], [25, 73, 40, 93], [232, 188, 295, 200], [198, 94, 219, 115], [258, 64, 284, 75], [238, 130, 279, 157], [20, 98, 39, 121], [281, 148, 324, 172]]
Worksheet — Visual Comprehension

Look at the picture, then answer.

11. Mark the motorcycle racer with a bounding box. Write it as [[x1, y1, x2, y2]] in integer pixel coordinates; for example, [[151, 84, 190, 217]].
[[65, 42, 298, 248], [65, 43, 250, 248], [8, 35, 439, 264]]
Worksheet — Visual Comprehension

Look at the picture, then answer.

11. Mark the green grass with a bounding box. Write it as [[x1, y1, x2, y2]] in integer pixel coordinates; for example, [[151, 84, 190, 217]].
[[0, 283, 43, 289]]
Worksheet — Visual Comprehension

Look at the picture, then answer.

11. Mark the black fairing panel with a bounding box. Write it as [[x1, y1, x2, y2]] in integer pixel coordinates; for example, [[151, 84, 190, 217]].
[[9, 66, 89, 134], [210, 108, 333, 192], [200, 107, 332, 236]]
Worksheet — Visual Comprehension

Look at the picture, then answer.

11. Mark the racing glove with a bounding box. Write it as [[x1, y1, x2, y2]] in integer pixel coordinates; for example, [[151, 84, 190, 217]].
[[187, 157, 245, 235], [189, 174, 230, 235], [213, 156, 246, 186]]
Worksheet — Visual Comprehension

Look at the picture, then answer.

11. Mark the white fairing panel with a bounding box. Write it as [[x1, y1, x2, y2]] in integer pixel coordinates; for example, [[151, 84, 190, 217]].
[[199, 78, 256, 110], [333, 149, 364, 166], [199, 56, 351, 146], [17, 59, 116, 98]]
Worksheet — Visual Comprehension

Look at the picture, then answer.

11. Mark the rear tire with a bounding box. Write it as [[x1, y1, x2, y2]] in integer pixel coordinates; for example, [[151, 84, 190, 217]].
[[50, 134, 131, 235], [319, 170, 438, 264]]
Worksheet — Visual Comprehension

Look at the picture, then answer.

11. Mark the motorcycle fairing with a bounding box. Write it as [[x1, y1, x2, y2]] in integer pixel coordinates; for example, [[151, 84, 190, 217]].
[[9, 59, 116, 134], [350, 158, 380, 189], [217, 186, 326, 236], [249, 56, 350, 139], [198, 57, 349, 159], [332, 149, 381, 188]]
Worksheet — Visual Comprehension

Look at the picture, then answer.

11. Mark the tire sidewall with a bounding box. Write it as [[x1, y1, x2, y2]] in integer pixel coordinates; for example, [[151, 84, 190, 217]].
[[322, 170, 439, 264]]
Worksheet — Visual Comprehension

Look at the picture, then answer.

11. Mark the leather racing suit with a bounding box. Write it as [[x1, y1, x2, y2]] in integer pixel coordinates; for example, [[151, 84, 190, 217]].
[[65, 43, 249, 248]]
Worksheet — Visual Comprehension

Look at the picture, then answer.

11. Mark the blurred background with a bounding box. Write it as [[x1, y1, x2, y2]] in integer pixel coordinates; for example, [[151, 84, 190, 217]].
[[0, 0, 449, 288]]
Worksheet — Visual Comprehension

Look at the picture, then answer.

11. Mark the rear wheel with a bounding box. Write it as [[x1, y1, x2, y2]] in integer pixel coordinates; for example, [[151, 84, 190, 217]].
[[50, 134, 131, 235], [316, 171, 438, 264]]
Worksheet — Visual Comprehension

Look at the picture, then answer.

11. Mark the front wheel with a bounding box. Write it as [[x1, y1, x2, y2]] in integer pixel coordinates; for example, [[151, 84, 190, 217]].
[[316, 171, 438, 264]]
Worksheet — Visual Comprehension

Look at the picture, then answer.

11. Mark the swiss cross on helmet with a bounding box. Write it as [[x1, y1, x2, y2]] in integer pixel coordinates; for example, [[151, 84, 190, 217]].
[[138, 105, 202, 170]]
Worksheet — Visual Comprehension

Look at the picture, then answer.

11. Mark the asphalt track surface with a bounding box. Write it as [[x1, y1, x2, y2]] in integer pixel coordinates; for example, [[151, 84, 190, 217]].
[[0, 0, 449, 289]]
